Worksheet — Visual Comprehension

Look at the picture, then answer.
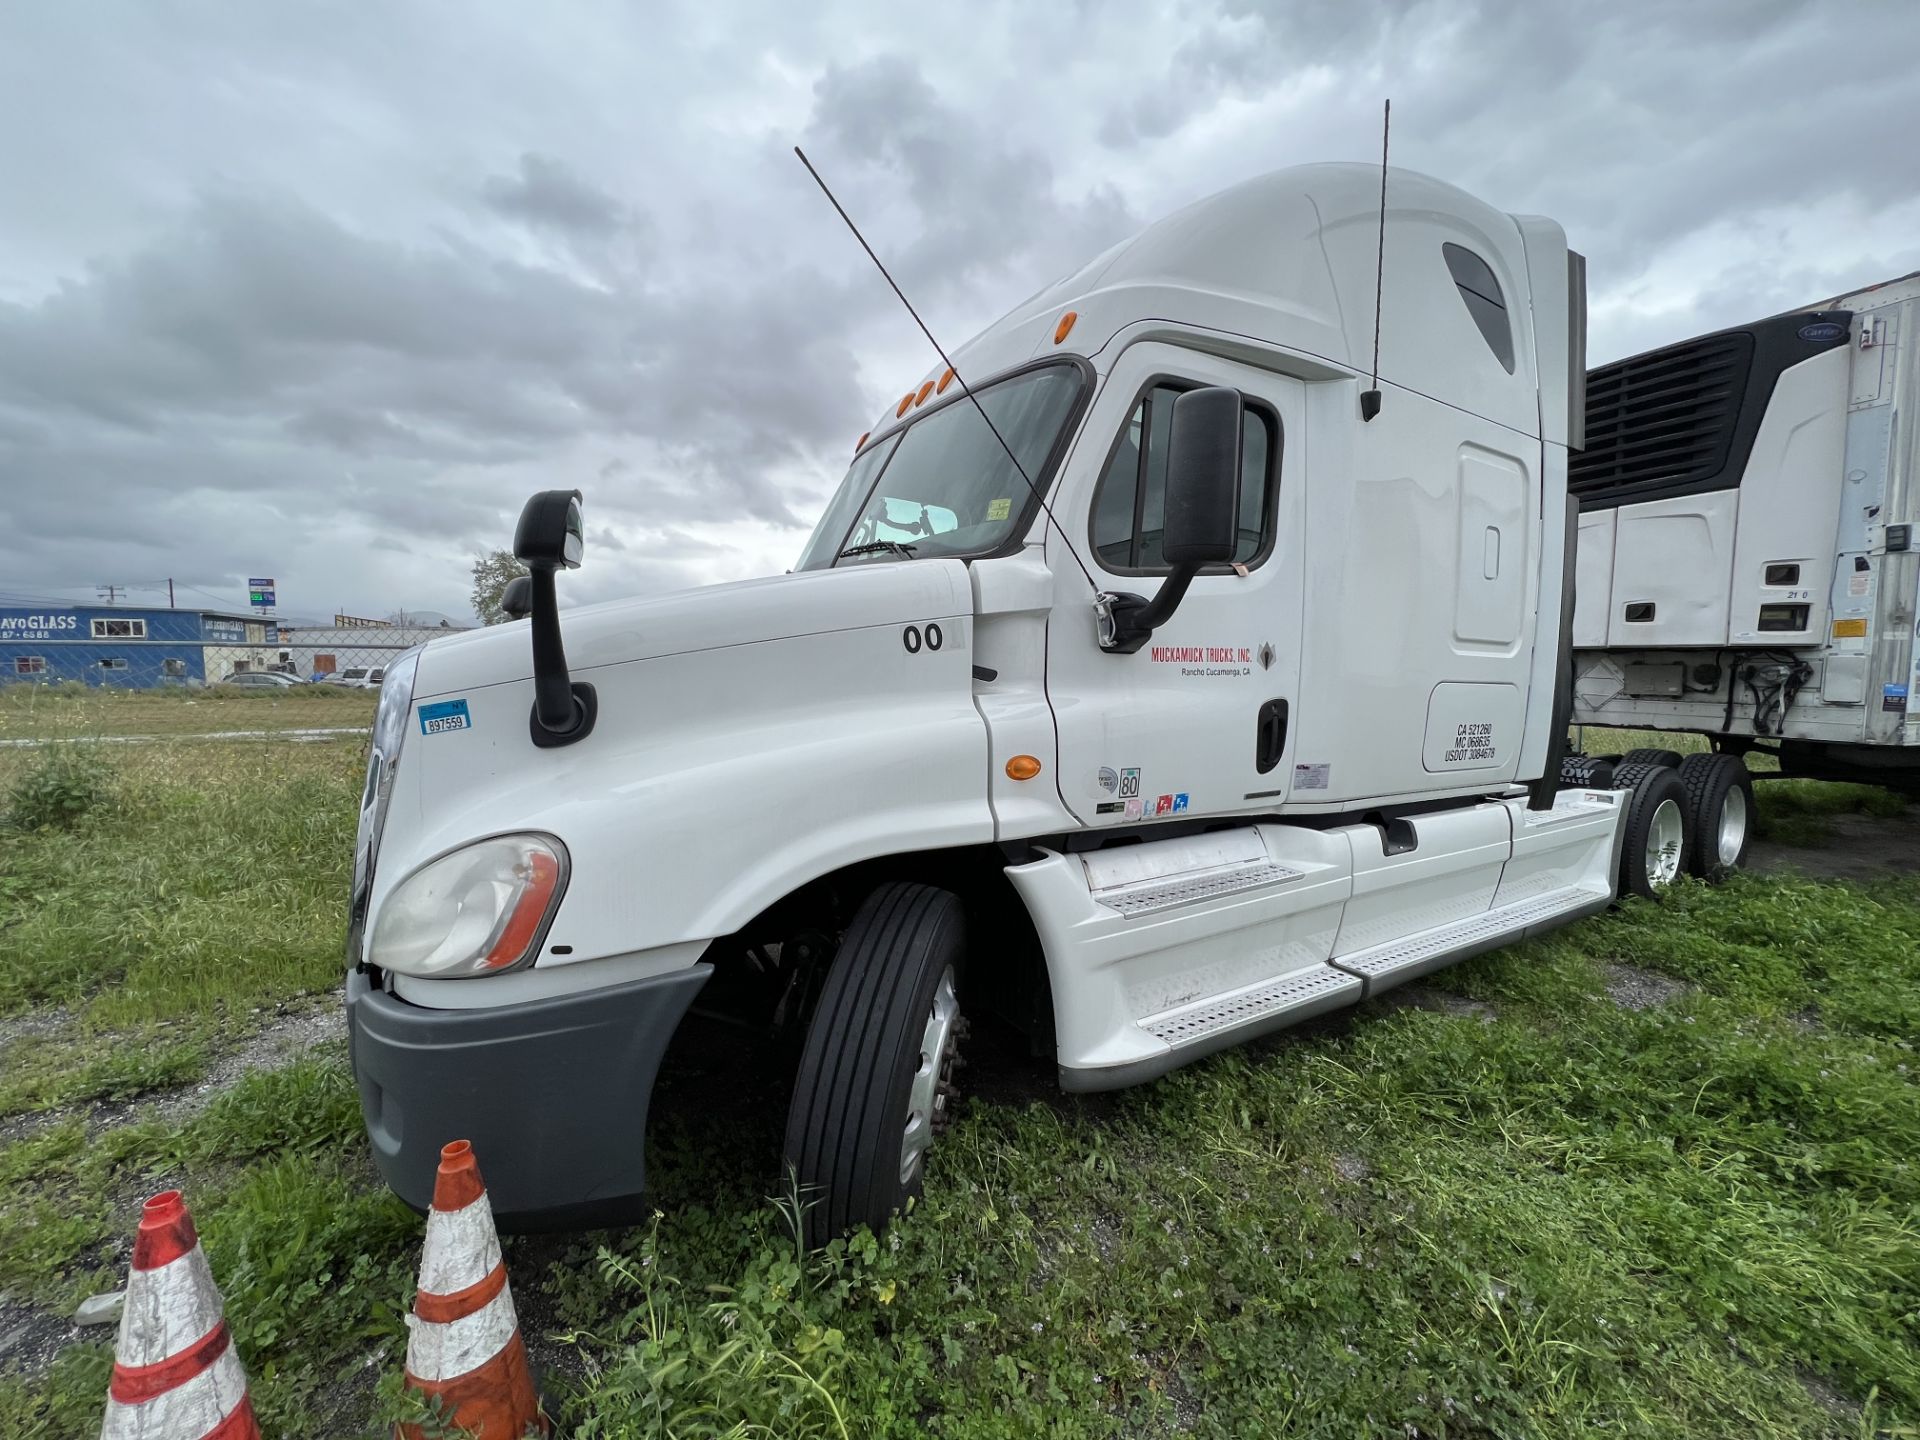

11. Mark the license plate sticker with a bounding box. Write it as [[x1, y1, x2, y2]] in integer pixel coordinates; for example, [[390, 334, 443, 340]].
[[419, 699, 472, 735]]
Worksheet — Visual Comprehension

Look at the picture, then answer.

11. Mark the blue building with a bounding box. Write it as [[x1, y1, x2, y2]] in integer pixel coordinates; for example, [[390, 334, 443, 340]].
[[0, 604, 281, 688]]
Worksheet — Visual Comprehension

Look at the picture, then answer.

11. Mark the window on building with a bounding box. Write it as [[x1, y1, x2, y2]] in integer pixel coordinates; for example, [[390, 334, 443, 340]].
[[90, 617, 147, 639], [1091, 383, 1279, 573], [14, 656, 46, 676], [1442, 242, 1515, 373], [98, 657, 128, 671], [161, 658, 187, 678]]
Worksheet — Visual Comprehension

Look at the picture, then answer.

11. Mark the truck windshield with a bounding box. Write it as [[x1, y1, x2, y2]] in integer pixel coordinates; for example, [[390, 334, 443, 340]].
[[795, 363, 1085, 569]]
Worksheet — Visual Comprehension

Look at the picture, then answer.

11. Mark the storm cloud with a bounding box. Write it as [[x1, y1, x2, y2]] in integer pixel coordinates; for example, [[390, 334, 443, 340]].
[[0, 0, 1915, 619]]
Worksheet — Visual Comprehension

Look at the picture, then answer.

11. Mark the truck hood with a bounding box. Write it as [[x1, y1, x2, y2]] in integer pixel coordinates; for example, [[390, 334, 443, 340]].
[[371, 553, 993, 997], [412, 559, 977, 699]]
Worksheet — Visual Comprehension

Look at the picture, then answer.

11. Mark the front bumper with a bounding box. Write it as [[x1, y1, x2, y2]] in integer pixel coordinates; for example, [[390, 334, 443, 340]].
[[346, 963, 710, 1229]]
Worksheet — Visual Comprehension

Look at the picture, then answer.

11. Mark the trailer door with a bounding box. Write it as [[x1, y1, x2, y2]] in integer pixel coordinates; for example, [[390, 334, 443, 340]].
[[1044, 343, 1306, 825]]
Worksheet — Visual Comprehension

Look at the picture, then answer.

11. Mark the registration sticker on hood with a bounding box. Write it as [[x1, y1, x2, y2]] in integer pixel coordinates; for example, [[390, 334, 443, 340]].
[[419, 698, 472, 735]]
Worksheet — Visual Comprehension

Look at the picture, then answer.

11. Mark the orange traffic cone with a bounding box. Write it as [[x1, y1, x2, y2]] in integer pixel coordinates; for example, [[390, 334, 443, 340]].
[[397, 1140, 549, 1439], [100, 1190, 260, 1440]]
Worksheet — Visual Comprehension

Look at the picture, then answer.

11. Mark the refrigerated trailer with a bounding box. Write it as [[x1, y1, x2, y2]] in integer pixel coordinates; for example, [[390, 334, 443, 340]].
[[345, 163, 1737, 1242], [1570, 272, 1920, 792]]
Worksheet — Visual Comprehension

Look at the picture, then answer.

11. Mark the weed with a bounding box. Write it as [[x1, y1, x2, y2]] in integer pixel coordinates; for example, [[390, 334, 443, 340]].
[[4, 747, 110, 830]]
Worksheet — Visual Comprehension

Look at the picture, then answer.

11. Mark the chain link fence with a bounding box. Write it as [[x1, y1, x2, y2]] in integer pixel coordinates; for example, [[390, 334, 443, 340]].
[[1, 612, 471, 693]]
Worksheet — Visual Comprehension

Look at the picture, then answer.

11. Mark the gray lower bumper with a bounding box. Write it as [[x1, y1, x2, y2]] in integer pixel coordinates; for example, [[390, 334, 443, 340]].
[[346, 963, 710, 1228]]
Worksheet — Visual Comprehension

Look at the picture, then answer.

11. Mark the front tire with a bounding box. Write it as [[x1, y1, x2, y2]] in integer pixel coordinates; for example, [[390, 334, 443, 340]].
[[783, 882, 965, 1246], [1677, 752, 1754, 880], [1614, 762, 1691, 900]]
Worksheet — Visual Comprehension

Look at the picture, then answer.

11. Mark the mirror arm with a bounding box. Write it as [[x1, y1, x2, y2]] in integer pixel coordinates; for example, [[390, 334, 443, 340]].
[[1095, 563, 1199, 654], [527, 568, 577, 732]]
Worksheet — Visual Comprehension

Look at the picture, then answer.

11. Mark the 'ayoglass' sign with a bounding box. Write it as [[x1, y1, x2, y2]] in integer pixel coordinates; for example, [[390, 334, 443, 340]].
[[0, 612, 79, 642]]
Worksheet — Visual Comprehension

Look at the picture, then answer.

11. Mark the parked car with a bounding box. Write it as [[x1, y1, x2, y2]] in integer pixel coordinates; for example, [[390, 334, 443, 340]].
[[220, 671, 302, 688], [327, 667, 386, 689]]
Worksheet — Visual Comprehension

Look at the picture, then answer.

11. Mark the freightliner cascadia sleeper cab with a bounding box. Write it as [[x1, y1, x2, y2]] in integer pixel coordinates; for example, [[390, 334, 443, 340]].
[[346, 163, 1737, 1240]]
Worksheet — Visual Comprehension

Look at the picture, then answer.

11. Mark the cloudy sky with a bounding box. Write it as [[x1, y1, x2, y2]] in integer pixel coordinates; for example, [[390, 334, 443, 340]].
[[2, 0, 1916, 622]]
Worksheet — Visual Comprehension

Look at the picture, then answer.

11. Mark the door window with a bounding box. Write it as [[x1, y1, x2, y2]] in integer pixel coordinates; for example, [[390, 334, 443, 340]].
[[1090, 383, 1278, 573]]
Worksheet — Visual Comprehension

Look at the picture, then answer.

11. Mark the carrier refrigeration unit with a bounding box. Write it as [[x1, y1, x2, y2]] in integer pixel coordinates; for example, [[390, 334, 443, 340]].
[[1570, 272, 1920, 793]]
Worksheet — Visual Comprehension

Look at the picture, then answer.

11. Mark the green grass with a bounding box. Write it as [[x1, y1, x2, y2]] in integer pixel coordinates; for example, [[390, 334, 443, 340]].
[[0, 681, 374, 740], [1, 732, 1916, 1436]]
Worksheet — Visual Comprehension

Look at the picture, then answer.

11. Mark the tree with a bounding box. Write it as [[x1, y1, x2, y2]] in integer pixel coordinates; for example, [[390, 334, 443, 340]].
[[471, 550, 529, 626]]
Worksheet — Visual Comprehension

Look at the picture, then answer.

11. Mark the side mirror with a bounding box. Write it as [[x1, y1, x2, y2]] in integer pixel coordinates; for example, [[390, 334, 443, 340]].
[[1161, 387, 1242, 567], [500, 575, 533, 621], [514, 489, 584, 570], [1097, 386, 1243, 653], [512, 488, 596, 746]]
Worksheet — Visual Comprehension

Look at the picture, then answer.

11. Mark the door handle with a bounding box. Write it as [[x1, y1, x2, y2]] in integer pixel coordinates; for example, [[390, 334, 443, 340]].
[[1256, 698, 1289, 775]]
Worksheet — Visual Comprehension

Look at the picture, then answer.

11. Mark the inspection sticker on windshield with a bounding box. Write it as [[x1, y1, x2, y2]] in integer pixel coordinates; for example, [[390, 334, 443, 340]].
[[419, 699, 472, 735], [985, 497, 1011, 521]]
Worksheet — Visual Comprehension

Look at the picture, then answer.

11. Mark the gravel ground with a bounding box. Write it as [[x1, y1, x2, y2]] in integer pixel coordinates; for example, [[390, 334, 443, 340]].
[[1749, 807, 1920, 881], [1602, 962, 1691, 1011]]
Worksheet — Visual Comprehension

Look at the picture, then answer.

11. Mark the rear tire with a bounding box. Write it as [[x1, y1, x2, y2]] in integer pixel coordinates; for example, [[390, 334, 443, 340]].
[[1614, 763, 1691, 900], [1621, 746, 1685, 770], [783, 882, 965, 1246], [1677, 753, 1753, 880]]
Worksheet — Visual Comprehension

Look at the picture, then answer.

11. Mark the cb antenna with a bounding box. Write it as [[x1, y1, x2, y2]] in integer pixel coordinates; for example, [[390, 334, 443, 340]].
[[1361, 97, 1390, 423], [793, 146, 1100, 596]]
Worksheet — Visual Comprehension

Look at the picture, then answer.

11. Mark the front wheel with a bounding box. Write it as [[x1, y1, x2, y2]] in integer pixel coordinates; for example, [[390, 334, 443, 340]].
[[783, 882, 966, 1246]]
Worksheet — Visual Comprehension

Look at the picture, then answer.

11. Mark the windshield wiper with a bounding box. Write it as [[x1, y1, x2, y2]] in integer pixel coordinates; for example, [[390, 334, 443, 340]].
[[838, 540, 917, 560]]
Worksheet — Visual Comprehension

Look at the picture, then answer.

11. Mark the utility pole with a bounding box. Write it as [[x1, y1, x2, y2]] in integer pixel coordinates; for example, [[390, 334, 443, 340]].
[[167, 579, 175, 609], [96, 584, 125, 605]]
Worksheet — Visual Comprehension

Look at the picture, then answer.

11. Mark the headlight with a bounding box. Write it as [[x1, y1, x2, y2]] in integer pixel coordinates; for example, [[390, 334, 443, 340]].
[[368, 834, 568, 978]]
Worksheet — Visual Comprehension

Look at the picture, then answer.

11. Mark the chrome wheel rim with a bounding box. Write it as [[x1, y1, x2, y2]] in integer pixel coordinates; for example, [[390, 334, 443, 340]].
[[901, 966, 960, 1186], [1717, 786, 1748, 867], [1648, 797, 1685, 888]]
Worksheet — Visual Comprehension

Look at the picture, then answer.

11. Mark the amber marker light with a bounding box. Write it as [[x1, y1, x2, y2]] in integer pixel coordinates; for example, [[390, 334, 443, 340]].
[[936, 367, 955, 394], [915, 380, 935, 405], [1054, 311, 1077, 344], [1006, 755, 1043, 781], [895, 392, 914, 417]]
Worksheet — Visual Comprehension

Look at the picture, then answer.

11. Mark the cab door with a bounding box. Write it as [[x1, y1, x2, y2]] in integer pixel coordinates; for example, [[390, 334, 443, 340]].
[[1044, 343, 1307, 826]]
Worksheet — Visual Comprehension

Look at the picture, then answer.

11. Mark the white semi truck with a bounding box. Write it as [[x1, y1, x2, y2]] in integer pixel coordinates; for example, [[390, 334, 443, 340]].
[[346, 163, 1742, 1240], [1569, 272, 1920, 799]]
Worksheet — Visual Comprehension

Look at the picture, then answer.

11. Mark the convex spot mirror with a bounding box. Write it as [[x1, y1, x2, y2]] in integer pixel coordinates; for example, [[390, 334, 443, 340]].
[[1162, 386, 1243, 567], [500, 575, 533, 621], [514, 489, 585, 570]]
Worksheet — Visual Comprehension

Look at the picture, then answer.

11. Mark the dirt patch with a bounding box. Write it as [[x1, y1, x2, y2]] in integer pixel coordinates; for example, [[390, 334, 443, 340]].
[[1796, 1367, 1863, 1426], [0, 1295, 88, 1380], [1602, 963, 1690, 1012], [1749, 808, 1920, 882], [0, 1007, 73, 1049], [1332, 1153, 1371, 1184], [1378, 986, 1498, 1022], [150, 998, 344, 1123], [0, 998, 344, 1147]]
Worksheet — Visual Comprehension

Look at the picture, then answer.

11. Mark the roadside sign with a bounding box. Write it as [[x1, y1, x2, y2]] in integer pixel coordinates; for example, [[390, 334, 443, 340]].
[[248, 578, 276, 608]]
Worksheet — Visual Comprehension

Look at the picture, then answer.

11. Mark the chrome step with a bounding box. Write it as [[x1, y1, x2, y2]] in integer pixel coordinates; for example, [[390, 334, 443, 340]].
[[1331, 884, 1607, 991], [1093, 860, 1302, 919], [1142, 965, 1359, 1045]]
